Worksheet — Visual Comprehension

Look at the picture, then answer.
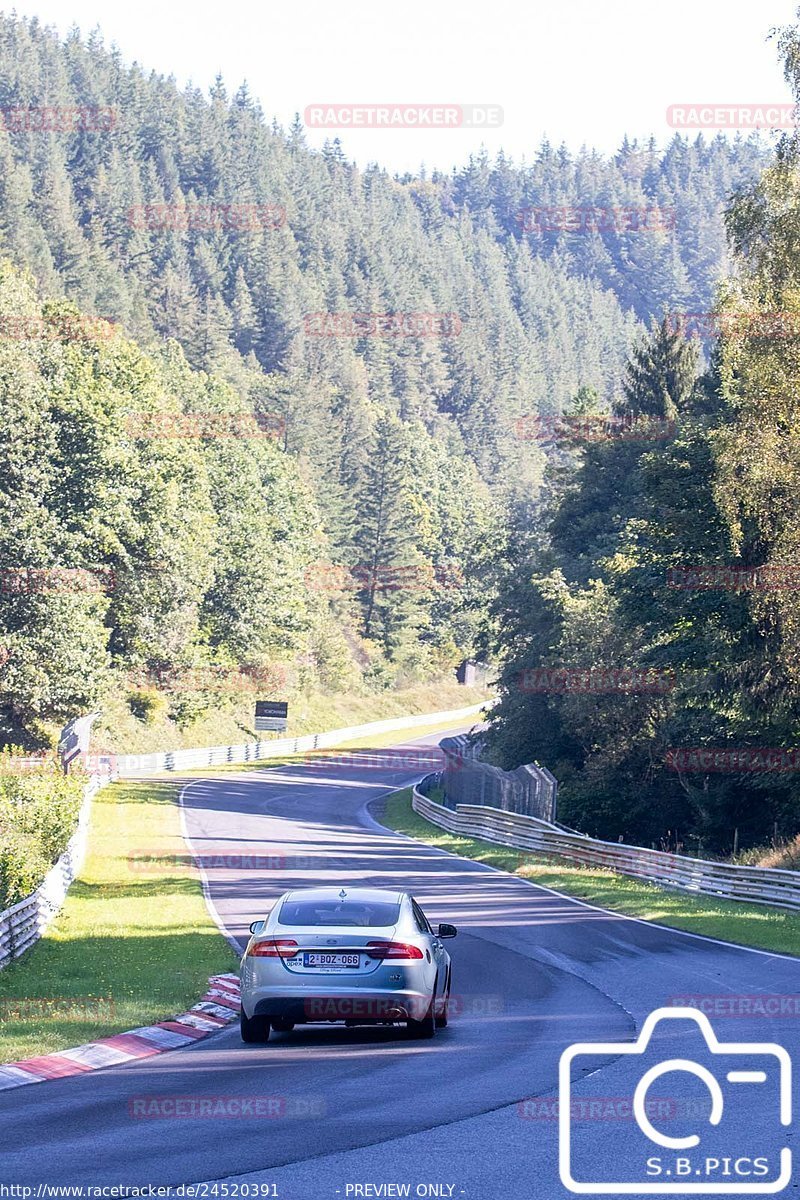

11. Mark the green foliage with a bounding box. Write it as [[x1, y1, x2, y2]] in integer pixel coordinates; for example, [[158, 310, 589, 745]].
[[127, 689, 168, 725], [0, 780, 236, 1062], [0, 826, 49, 912], [0, 752, 85, 907], [487, 268, 800, 854], [620, 317, 698, 422], [0, 263, 332, 741], [0, 9, 782, 859], [0, 12, 521, 731]]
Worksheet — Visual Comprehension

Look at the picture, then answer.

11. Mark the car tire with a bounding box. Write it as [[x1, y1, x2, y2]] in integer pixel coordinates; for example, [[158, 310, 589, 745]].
[[240, 1011, 271, 1043], [435, 973, 451, 1029], [406, 991, 436, 1039], [271, 1019, 295, 1033]]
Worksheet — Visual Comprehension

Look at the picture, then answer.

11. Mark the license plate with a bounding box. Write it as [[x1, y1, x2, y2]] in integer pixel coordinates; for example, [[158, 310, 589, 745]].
[[304, 952, 360, 968]]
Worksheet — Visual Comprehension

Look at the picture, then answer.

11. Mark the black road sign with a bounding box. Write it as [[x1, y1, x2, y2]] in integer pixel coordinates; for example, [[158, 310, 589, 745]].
[[255, 699, 289, 733]]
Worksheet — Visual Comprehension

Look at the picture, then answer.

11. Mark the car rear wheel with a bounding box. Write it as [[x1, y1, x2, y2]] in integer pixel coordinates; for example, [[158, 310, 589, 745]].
[[240, 1012, 271, 1043], [406, 991, 436, 1039], [271, 1019, 295, 1033], [435, 973, 451, 1029]]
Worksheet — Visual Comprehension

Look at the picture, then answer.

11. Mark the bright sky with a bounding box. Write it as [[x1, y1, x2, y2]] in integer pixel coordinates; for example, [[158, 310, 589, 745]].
[[5, 0, 800, 172]]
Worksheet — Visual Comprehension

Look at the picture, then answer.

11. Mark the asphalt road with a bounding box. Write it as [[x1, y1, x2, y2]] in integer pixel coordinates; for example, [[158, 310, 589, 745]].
[[0, 726, 798, 1199]]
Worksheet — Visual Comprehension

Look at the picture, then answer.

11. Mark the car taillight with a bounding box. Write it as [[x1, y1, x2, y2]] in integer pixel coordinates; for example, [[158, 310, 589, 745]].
[[247, 938, 299, 958], [365, 941, 424, 960]]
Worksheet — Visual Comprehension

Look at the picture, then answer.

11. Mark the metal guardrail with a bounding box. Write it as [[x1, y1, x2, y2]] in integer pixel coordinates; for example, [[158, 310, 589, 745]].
[[0, 701, 491, 967], [412, 778, 800, 912], [116, 702, 490, 776], [439, 734, 558, 822], [0, 773, 110, 969]]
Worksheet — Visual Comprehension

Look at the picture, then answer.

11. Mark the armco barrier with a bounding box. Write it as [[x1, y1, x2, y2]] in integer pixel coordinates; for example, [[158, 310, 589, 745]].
[[439, 734, 557, 822], [116, 702, 490, 776], [0, 702, 489, 969], [412, 778, 800, 912], [0, 772, 112, 968]]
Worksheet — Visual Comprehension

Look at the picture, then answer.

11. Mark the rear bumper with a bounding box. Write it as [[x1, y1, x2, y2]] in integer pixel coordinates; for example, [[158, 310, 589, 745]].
[[245, 987, 432, 1023]]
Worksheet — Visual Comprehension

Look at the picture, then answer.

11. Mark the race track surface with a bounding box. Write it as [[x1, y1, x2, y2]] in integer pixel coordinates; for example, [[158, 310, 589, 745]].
[[0, 728, 797, 1199]]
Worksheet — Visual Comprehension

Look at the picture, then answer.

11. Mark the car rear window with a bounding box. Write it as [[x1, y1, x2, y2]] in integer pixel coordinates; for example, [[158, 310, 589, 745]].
[[278, 898, 401, 927]]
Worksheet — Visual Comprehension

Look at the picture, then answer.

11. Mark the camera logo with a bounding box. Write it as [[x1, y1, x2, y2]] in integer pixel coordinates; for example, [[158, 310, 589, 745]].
[[559, 1007, 791, 1194]]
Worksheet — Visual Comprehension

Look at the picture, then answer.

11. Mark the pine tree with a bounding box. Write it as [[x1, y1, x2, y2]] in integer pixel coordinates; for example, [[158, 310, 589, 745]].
[[230, 266, 258, 356], [354, 415, 421, 652], [618, 316, 698, 421]]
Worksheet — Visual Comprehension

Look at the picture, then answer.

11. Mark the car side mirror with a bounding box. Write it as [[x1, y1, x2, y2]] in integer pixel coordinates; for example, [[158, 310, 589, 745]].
[[249, 919, 265, 935], [438, 923, 457, 938]]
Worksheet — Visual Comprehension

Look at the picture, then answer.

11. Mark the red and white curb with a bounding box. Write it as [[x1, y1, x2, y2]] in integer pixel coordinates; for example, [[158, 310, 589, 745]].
[[0, 973, 240, 1091]]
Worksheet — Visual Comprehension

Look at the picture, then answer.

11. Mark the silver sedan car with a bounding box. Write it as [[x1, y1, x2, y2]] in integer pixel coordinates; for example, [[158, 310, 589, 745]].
[[239, 886, 456, 1042]]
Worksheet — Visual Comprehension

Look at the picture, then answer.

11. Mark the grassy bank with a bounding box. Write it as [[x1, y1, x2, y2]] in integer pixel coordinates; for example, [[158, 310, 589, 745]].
[[381, 790, 800, 958], [93, 680, 492, 755], [0, 705, 487, 1061], [0, 779, 236, 1063], [176, 708, 487, 777]]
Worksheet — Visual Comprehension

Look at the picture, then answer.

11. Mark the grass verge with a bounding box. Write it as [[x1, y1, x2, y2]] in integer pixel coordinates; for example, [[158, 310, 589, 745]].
[[0, 707, 486, 1061], [94, 680, 492, 755], [0, 780, 237, 1063], [381, 789, 800, 958], [174, 710, 486, 777]]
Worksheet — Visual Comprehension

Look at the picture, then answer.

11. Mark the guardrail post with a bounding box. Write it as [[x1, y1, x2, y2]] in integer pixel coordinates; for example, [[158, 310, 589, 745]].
[[410, 780, 800, 912]]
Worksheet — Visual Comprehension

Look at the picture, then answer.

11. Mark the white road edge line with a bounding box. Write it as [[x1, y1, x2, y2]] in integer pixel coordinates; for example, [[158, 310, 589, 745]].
[[176, 727, 456, 953], [178, 779, 245, 956], [363, 786, 800, 966], [178, 774, 425, 952], [181, 722, 799, 968]]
